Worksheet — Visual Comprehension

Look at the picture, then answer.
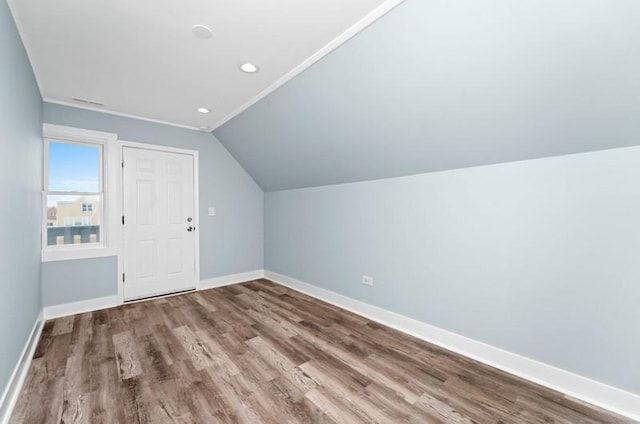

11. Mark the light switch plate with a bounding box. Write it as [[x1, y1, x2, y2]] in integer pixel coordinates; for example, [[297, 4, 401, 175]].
[[208, 207, 216, 216]]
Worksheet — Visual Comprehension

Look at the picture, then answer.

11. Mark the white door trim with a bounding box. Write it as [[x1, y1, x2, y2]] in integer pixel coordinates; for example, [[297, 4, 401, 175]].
[[118, 140, 200, 304]]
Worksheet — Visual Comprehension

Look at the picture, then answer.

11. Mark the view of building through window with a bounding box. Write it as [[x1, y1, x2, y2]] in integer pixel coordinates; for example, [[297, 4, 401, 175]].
[[46, 141, 102, 246]]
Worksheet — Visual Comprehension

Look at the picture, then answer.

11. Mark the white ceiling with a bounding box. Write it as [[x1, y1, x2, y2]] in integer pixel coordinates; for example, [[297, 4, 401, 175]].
[[8, 0, 399, 130]]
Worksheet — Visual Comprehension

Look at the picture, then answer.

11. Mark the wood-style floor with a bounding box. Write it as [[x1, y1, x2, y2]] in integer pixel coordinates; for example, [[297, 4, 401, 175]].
[[10, 279, 634, 423]]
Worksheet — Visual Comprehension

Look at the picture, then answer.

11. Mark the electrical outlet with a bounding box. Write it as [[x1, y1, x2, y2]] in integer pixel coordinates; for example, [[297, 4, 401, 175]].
[[362, 275, 374, 287], [208, 207, 216, 217]]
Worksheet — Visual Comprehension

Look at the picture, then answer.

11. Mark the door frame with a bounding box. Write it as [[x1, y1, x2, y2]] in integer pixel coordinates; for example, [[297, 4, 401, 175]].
[[117, 140, 200, 304]]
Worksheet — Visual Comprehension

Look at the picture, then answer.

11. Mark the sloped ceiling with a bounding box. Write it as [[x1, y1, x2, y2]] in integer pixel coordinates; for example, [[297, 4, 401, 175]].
[[214, 0, 640, 192]]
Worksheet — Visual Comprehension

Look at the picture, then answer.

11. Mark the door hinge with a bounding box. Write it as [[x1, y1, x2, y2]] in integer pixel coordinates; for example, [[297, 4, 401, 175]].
[[121, 160, 124, 168], [122, 273, 125, 283], [122, 215, 125, 225]]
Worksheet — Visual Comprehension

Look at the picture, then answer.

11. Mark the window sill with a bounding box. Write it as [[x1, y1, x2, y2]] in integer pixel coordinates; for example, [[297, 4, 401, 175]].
[[41, 246, 117, 263]]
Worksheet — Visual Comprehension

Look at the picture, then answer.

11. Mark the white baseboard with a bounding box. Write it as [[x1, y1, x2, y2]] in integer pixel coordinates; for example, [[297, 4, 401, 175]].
[[264, 270, 640, 421], [43, 295, 120, 320], [199, 269, 265, 290], [0, 309, 44, 424], [41, 270, 267, 320], [25, 268, 639, 420]]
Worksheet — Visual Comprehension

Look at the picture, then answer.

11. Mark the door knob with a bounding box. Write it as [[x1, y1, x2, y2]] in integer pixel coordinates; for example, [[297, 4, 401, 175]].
[[187, 226, 194, 232]]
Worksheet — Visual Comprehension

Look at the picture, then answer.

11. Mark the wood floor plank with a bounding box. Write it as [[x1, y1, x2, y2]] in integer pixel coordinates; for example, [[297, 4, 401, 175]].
[[263, 376, 326, 423], [9, 359, 64, 424], [112, 331, 143, 380], [33, 321, 55, 359], [51, 315, 75, 336], [305, 387, 367, 424], [172, 325, 217, 371], [43, 333, 72, 379], [245, 336, 317, 393], [59, 313, 92, 424], [414, 392, 474, 424], [363, 382, 448, 424], [10, 279, 636, 424], [195, 328, 240, 377], [299, 361, 396, 423], [203, 369, 264, 423]]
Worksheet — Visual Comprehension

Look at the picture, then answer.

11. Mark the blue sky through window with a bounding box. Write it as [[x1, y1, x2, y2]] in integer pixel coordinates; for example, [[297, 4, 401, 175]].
[[49, 142, 100, 192], [48, 142, 100, 207]]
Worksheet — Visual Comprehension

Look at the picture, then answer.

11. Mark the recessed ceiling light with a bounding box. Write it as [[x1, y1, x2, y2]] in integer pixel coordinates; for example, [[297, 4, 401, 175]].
[[192, 24, 213, 39], [197, 107, 210, 114], [240, 63, 259, 73]]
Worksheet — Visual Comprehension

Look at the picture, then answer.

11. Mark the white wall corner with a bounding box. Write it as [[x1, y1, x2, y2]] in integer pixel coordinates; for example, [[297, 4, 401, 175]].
[[263, 270, 640, 422], [0, 309, 45, 424], [199, 269, 265, 290]]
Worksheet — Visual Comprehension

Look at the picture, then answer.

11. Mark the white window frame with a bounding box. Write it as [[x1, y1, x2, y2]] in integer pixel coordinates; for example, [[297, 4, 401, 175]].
[[42, 124, 119, 262]]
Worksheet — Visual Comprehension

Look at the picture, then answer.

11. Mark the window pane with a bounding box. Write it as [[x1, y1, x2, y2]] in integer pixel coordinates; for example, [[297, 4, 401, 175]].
[[46, 195, 101, 246], [48, 142, 100, 192]]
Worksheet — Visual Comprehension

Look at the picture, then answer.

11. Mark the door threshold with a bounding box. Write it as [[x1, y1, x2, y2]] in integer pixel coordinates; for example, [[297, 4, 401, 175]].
[[124, 287, 196, 304]]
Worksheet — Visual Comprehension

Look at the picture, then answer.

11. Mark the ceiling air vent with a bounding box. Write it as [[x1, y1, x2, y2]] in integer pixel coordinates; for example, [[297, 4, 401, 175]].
[[71, 97, 104, 107]]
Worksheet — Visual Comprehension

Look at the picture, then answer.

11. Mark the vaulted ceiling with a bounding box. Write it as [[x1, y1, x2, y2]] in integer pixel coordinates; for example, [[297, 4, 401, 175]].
[[7, 0, 398, 130], [215, 0, 640, 191], [8, 0, 640, 192]]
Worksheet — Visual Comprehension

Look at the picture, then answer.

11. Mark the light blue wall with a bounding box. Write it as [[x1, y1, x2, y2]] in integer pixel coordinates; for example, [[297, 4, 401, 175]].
[[215, 0, 640, 191], [42, 103, 263, 306], [265, 147, 640, 395], [41, 257, 117, 306], [0, 0, 43, 399]]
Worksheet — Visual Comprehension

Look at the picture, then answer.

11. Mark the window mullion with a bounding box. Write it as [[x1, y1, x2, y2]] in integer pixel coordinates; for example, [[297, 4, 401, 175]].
[[47, 191, 102, 196]]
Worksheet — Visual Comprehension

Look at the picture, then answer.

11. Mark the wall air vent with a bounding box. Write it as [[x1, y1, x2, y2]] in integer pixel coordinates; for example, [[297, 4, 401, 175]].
[[71, 97, 104, 107]]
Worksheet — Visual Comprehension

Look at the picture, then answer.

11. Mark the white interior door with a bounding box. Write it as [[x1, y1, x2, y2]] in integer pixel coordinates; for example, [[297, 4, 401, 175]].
[[123, 146, 197, 301]]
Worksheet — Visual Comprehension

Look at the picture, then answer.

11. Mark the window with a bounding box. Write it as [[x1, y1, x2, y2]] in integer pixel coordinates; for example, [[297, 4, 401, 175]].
[[42, 124, 118, 262], [45, 141, 102, 246]]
